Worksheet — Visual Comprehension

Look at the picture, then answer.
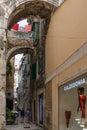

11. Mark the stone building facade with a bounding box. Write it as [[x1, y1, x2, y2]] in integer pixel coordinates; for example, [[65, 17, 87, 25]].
[[45, 0, 87, 130], [17, 54, 31, 110], [6, 57, 14, 110]]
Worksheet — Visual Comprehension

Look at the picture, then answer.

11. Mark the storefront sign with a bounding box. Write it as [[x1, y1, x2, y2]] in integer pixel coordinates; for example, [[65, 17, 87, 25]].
[[64, 78, 85, 91]]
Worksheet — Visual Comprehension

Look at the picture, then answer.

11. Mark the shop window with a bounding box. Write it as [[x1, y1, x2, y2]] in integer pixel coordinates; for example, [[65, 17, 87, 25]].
[[59, 76, 87, 130]]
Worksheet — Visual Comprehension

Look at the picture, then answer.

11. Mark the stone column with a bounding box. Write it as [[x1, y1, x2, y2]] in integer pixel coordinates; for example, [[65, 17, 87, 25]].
[[0, 30, 6, 130]]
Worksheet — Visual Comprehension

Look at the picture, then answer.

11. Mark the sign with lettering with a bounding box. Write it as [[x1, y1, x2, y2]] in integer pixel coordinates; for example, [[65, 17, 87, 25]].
[[64, 78, 85, 91]]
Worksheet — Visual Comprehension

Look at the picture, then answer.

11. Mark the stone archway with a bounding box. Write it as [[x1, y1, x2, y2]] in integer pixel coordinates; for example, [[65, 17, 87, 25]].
[[6, 45, 35, 63], [4, 0, 58, 28], [6, 28, 36, 62], [7, 46, 32, 60]]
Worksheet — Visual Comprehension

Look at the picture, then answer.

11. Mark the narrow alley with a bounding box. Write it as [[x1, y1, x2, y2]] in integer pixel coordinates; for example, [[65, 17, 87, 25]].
[[0, 0, 87, 130]]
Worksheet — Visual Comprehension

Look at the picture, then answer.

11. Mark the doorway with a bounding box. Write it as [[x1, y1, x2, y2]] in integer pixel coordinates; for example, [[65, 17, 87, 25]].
[[39, 94, 43, 124]]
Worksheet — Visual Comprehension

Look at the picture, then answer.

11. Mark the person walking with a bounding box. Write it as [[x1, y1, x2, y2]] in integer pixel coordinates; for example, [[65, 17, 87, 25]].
[[20, 108, 24, 123], [24, 108, 30, 128]]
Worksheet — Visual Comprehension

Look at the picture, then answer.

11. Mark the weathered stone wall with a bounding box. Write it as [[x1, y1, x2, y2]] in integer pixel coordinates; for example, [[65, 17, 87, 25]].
[[0, 40, 6, 130], [0, 3, 9, 129], [45, 81, 52, 130], [0, 7, 6, 128]]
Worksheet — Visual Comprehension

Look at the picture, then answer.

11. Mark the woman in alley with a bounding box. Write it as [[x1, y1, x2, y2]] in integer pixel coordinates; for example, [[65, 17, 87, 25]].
[[24, 108, 30, 128], [20, 108, 25, 123]]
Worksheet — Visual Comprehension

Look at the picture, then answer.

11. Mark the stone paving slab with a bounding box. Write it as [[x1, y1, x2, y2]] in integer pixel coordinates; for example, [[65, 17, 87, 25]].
[[6, 122, 44, 130]]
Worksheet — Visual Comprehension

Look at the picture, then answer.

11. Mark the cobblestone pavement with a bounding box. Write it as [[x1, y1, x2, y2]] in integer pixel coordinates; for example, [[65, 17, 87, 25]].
[[6, 122, 44, 130]]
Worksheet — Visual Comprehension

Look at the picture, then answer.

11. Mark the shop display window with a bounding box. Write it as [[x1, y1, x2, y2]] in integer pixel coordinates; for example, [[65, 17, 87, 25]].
[[59, 75, 87, 130]]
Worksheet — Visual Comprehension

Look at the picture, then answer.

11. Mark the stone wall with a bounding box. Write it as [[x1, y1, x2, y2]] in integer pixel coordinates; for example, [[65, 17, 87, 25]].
[[0, 12, 7, 129], [0, 44, 6, 130], [45, 81, 52, 130]]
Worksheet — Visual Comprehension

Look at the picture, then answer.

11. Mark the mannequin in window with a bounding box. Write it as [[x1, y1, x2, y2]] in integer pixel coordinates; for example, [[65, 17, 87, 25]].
[[77, 87, 86, 118], [65, 110, 71, 128]]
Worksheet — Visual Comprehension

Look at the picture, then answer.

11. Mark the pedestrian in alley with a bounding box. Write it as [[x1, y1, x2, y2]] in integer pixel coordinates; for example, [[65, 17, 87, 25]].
[[24, 108, 30, 128], [20, 108, 25, 123]]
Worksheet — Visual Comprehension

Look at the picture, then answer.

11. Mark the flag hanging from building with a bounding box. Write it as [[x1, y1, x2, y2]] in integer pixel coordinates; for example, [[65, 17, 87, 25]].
[[12, 24, 19, 30], [25, 25, 32, 32]]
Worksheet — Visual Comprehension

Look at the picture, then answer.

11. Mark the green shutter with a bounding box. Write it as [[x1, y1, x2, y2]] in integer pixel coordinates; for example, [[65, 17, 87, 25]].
[[33, 22, 40, 44], [22, 69, 25, 78], [30, 63, 36, 80], [28, 55, 30, 64], [24, 64, 27, 74], [22, 64, 27, 78]]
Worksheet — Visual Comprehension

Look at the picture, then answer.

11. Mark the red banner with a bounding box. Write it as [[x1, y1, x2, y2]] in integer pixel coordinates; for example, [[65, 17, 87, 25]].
[[12, 24, 19, 30]]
